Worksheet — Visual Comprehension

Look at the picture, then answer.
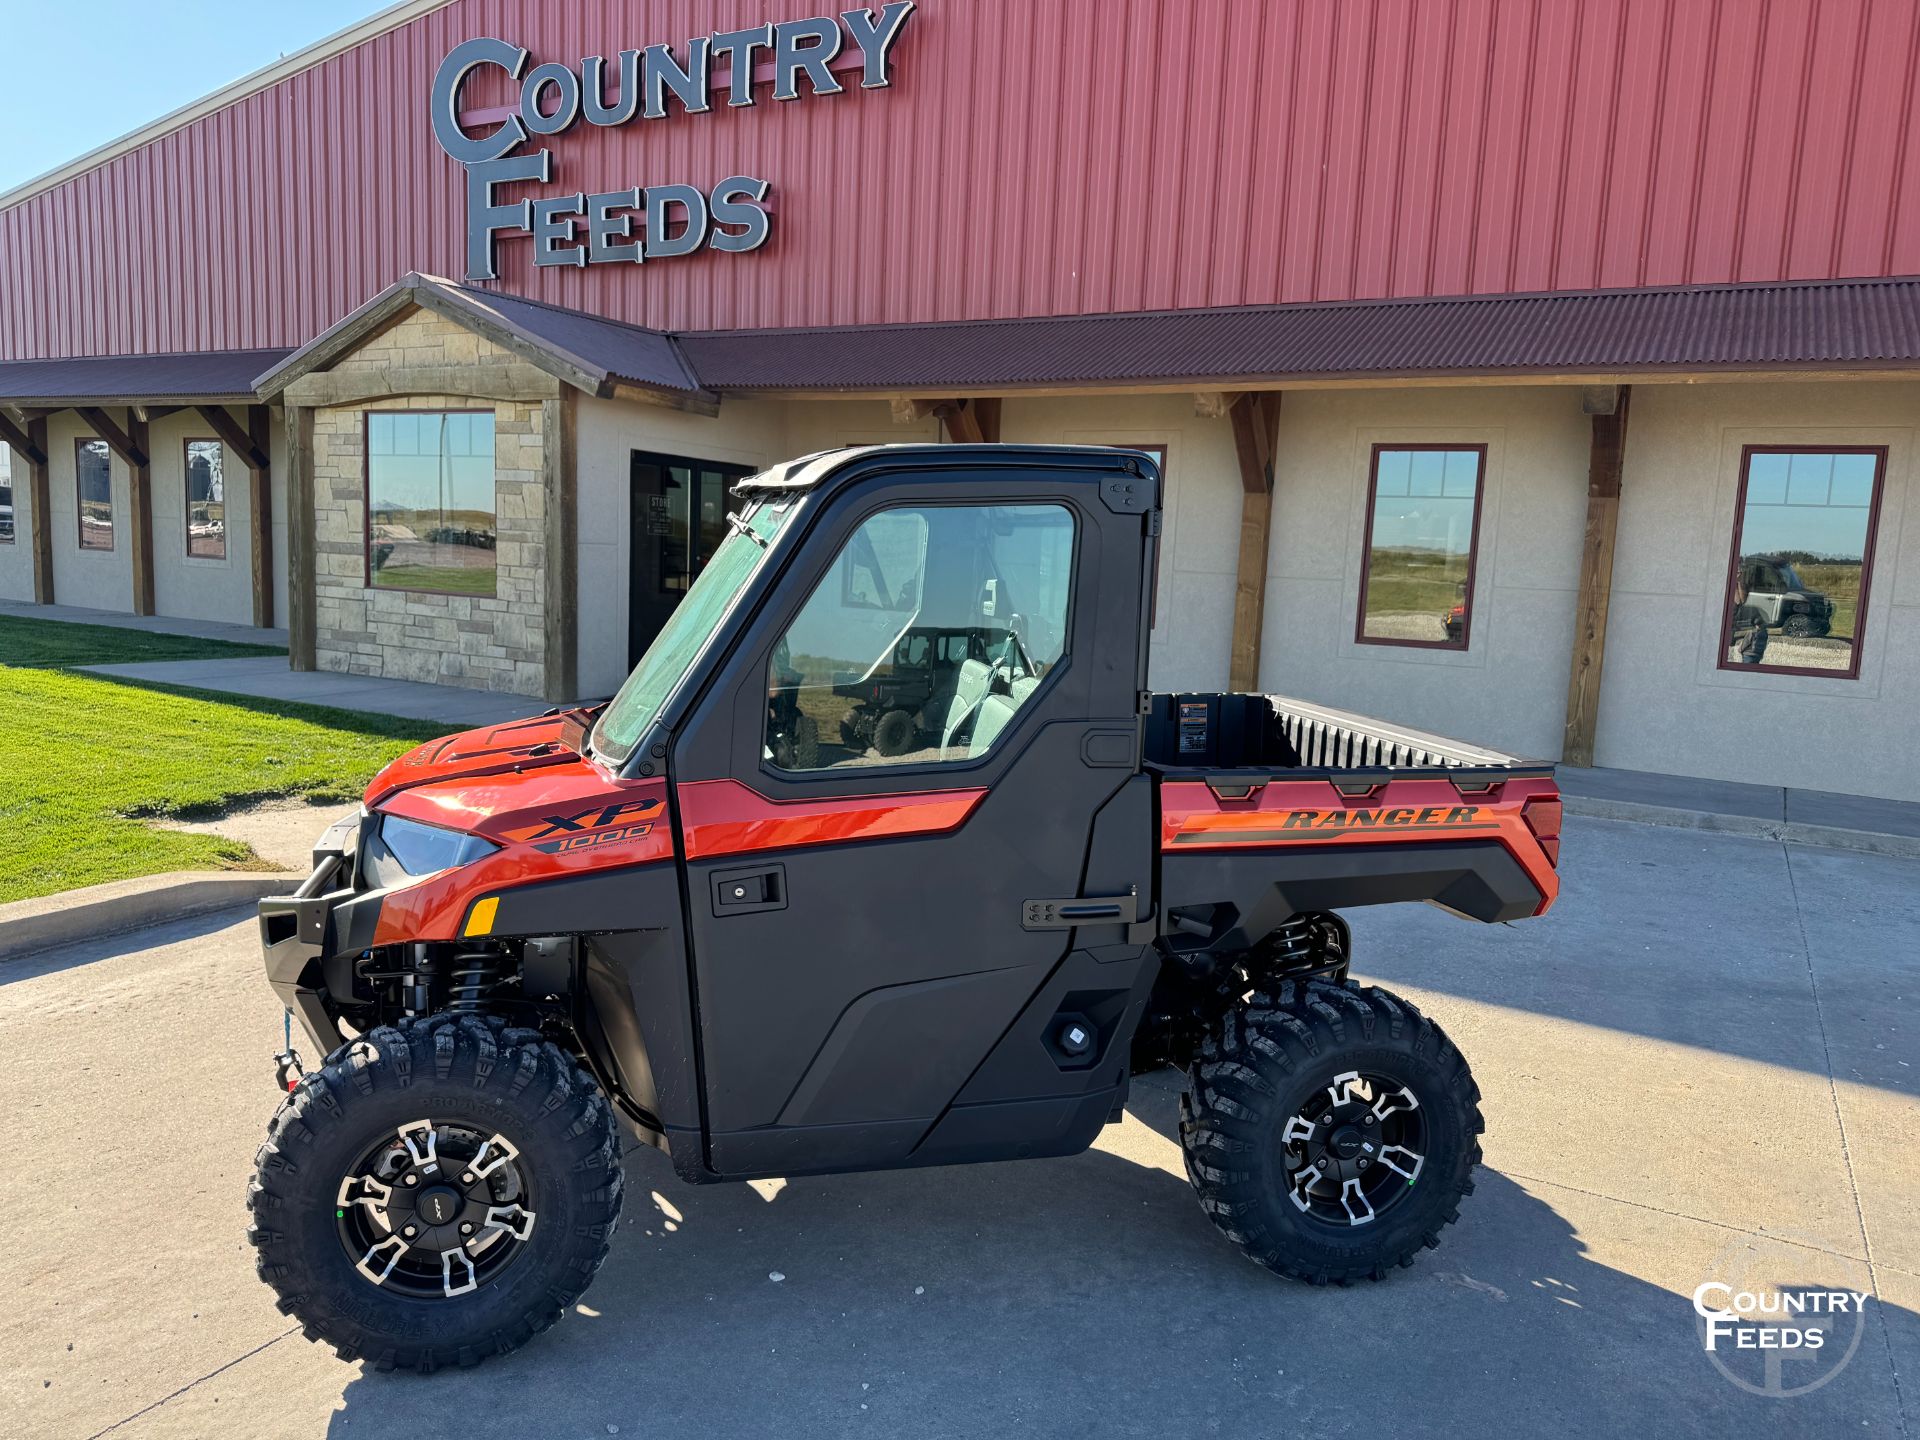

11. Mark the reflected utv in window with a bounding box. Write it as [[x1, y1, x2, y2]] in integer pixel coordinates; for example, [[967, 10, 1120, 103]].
[[1720, 447, 1884, 680]]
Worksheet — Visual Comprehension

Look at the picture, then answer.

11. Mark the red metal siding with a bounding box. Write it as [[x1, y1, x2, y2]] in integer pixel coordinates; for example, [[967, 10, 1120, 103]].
[[5, 0, 1920, 361]]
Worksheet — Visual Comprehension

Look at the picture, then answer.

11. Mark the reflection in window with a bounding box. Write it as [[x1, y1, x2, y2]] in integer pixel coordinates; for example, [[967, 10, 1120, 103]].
[[77, 439, 114, 551], [767, 503, 1075, 770], [366, 411, 496, 595], [1723, 448, 1883, 678], [0, 442, 13, 543], [185, 439, 226, 559], [1358, 446, 1484, 649]]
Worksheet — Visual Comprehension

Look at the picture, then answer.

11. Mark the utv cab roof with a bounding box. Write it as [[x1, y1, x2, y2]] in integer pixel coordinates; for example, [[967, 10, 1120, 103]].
[[733, 443, 1162, 497]]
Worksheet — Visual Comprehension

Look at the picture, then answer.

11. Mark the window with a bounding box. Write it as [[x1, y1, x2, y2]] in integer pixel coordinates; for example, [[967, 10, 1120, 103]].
[[76, 439, 113, 551], [366, 411, 496, 595], [1357, 445, 1485, 649], [185, 439, 226, 559], [0, 442, 13, 543], [767, 502, 1075, 771], [594, 500, 794, 766], [1721, 447, 1885, 679]]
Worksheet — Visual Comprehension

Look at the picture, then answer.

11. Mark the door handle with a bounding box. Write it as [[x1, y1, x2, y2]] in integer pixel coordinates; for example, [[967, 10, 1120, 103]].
[[710, 863, 787, 917], [1021, 890, 1142, 930]]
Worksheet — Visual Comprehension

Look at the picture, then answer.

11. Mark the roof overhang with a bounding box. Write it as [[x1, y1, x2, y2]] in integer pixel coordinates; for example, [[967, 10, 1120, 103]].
[[0, 351, 290, 411], [254, 273, 718, 414], [672, 276, 1920, 397]]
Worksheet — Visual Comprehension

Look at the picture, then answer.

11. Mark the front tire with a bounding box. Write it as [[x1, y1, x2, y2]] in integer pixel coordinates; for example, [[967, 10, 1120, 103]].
[[248, 1014, 623, 1371], [1180, 978, 1482, 1284]]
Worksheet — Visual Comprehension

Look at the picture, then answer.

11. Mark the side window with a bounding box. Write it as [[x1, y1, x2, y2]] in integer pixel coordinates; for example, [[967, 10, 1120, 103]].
[[767, 503, 1075, 771]]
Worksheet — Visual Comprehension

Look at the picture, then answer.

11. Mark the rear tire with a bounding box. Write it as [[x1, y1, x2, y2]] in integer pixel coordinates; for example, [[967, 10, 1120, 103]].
[[248, 1014, 623, 1371], [1180, 978, 1482, 1284], [871, 707, 917, 756], [791, 714, 821, 769]]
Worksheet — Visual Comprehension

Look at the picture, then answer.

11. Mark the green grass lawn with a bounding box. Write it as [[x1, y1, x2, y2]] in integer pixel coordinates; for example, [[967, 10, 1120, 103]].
[[0, 618, 441, 904], [0, 614, 288, 667]]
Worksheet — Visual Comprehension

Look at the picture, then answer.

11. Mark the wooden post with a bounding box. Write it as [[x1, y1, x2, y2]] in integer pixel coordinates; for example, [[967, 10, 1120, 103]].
[[1228, 392, 1283, 693], [248, 405, 274, 629], [935, 398, 1000, 444], [542, 391, 579, 704], [1561, 386, 1633, 767], [0, 411, 53, 603], [77, 406, 153, 615], [29, 416, 52, 604], [129, 411, 154, 615], [285, 404, 316, 671]]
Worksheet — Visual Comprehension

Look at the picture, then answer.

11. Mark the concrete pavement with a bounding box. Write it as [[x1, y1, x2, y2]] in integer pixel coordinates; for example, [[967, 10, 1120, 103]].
[[76, 656, 552, 729], [1, 816, 1914, 1439]]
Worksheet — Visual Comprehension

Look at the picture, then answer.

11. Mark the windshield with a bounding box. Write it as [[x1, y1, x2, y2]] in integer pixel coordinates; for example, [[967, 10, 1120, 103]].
[[591, 499, 791, 765]]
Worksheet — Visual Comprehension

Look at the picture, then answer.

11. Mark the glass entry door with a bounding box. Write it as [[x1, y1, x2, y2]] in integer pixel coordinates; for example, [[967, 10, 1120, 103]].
[[629, 451, 753, 667]]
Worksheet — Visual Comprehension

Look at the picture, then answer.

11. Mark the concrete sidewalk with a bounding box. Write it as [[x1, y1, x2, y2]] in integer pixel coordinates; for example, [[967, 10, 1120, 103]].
[[1559, 763, 1920, 856], [78, 655, 551, 728]]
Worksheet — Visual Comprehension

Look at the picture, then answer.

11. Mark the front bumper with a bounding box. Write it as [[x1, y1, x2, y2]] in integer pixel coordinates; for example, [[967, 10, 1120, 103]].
[[258, 814, 386, 1053]]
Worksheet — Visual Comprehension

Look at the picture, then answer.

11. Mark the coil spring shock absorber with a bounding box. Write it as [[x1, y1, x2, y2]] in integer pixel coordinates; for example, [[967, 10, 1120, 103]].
[[447, 944, 508, 1013], [1256, 913, 1350, 984]]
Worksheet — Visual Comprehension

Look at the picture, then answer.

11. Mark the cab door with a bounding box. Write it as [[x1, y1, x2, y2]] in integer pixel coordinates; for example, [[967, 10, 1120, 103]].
[[669, 462, 1152, 1178]]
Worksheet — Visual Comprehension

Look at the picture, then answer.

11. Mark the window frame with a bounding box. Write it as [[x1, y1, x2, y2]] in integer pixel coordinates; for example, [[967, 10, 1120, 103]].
[[182, 436, 228, 562], [75, 437, 115, 553], [361, 407, 499, 598], [0, 439, 14, 545], [759, 495, 1082, 781], [1716, 444, 1887, 682], [1353, 442, 1488, 652]]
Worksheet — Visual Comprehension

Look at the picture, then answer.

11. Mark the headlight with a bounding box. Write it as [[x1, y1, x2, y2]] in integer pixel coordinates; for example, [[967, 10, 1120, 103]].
[[360, 814, 499, 889]]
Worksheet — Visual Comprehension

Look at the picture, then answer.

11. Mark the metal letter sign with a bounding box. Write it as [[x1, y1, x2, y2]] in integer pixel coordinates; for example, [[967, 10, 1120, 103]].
[[431, 3, 916, 282]]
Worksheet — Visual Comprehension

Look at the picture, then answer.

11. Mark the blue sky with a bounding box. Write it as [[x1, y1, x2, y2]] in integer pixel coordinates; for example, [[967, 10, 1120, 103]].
[[0, 3, 388, 192]]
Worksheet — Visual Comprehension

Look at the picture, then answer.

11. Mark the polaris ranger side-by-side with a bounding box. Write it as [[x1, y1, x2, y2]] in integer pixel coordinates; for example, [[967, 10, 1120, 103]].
[[250, 445, 1563, 1370]]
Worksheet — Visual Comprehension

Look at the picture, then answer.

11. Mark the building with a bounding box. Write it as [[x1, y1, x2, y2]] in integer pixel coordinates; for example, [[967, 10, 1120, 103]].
[[2, 0, 1918, 801]]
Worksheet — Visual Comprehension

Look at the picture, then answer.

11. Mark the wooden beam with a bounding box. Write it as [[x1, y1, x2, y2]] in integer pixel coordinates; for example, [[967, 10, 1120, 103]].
[[970, 397, 1001, 443], [282, 363, 562, 409], [542, 391, 579, 704], [127, 411, 155, 616], [1562, 386, 1633, 768], [937, 398, 1000, 445], [74, 406, 149, 469], [1228, 392, 1284, 691], [247, 405, 274, 629], [194, 404, 271, 471], [27, 415, 52, 603], [286, 405, 316, 670], [1580, 385, 1620, 416], [0, 410, 48, 467]]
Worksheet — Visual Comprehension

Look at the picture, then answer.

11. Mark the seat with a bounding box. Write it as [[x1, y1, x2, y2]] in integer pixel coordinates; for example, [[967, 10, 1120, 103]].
[[966, 676, 1040, 756], [923, 658, 994, 750]]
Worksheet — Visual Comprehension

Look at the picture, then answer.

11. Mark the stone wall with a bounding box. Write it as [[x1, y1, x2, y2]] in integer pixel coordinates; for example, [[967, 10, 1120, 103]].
[[310, 310, 549, 696]]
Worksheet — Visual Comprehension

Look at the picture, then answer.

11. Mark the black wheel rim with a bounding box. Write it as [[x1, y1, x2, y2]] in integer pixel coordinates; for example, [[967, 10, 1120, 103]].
[[335, 1119, 537, 1299], [1279, 1070, 1427, 1228]]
